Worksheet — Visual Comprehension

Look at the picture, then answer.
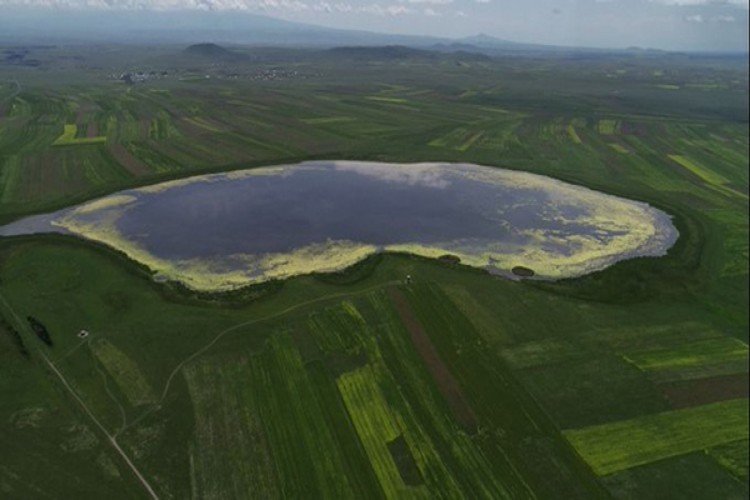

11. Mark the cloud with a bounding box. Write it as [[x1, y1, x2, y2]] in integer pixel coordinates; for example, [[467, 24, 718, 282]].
[[597, 0, 748, 5], [400, 0, 452, 4], [0, 0, 424, 15], [651, 0, 748, 7], [685, 12, 739, 22], [0, 0, 435, 8], [423, 6, 440, 15], [0, 0, 288, 10], [358, 3, 411, 15], [1, 0, 249, 9], [256, 0, 310, 12]]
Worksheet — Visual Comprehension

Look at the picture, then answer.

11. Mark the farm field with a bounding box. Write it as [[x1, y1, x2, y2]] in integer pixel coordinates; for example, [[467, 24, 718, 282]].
[[0, 46, 748, 499], [564, 399, 749, 476], [52, 124, 107, 146]]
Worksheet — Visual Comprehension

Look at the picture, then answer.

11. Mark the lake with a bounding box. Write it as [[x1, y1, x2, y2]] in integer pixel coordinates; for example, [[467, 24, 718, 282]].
[[0, 161, 678, 290]]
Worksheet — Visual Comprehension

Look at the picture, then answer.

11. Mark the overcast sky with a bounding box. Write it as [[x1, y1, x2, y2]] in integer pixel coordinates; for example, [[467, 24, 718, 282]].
[[2, 0, 748, 51]]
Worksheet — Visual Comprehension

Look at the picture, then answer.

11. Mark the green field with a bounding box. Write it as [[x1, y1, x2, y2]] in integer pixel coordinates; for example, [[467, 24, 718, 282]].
[[564, 399, 749, 476], [708, 439, 750, 481], [597, 119, 618, 135], [623, 337, 748, 373], [53, 123, 108, 146], [567, 123, 583, 144], [0, 46, 747, 499], [90, 338, 156, 407]]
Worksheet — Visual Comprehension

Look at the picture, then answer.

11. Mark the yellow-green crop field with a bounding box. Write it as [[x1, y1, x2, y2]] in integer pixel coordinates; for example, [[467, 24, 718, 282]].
[[91, 338, 156, 406], [668, 154, 729, 185], [366, 96, 409, 104], [623, 337, 748, 373], [597, 119, 618, 135], [338, 365, 424, 498], [564, 399, 749, 476], [567, 123, 583, 144], [52, 124, 107, 146]]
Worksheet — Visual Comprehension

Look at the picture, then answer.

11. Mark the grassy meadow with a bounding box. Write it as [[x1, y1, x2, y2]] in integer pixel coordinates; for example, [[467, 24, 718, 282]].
[[0, 46, 747, 499]]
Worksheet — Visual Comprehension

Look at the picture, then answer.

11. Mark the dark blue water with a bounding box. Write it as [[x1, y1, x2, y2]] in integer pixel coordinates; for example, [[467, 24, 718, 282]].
[[115, 165, 592, 260], [0, 161, 678, 283]]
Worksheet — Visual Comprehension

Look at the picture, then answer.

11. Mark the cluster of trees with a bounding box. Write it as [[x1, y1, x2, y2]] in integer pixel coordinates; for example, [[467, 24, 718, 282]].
[[0, 315, 30, 359], [27, 316, 52, 347]]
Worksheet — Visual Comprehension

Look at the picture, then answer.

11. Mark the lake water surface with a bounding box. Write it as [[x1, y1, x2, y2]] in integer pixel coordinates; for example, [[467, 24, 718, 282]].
[[0, 161, 678, 290]]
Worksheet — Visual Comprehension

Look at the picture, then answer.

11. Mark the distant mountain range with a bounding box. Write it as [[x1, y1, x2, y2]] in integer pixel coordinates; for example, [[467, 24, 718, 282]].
[[326, 45, 491, 62], [0, 8, 613, 54]]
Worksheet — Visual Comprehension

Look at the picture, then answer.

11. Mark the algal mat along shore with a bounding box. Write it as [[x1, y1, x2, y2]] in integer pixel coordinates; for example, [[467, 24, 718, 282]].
[[0, 161, 679, 290]]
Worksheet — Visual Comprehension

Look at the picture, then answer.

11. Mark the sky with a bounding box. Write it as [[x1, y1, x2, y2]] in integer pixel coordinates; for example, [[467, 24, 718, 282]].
[[2, 0, 748, 51]]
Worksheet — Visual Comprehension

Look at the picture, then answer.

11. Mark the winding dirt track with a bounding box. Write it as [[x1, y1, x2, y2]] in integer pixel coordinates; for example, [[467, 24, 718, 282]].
[[0, 289, 159, 499], [0, 278, 402, 498], [42, 355, 160, 500]]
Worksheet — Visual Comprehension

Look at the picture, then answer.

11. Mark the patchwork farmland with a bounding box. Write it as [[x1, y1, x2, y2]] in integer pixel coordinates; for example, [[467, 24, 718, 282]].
[[0, 46, 747, 499]]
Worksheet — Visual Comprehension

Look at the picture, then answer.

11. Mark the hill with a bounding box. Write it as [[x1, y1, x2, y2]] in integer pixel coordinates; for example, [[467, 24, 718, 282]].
[[183, 43, 245, 61]]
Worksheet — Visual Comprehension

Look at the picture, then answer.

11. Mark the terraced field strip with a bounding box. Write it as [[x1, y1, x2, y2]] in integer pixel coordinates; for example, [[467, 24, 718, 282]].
[[668, 154, 748, 200], [148, 111, 181, 140], [668, 154, 729, 185], [301, 116, 355, 125], [52, 124, 107, 146], [366, 96, 409, 104], [183, 116, 223, 133], [315, 294, 517, 499], [564, 399, 749, 476], [597, 119, 618, 135], [184, 358, 280, 499], [248, 333, 372, 498], [337, 364, 426, 498], [622, 336, 748, 373], [398, 283, 606, 499], [387, 288, 478, 432], [567, 123, 582, 144], [428, 127, 469, 148], [0, 156, 23, 205], [90, 338, 156, 407], [458, 132, 483, 152]]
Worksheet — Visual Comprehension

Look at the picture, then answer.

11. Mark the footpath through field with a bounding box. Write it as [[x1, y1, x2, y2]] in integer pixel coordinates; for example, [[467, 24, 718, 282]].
[[0, 289, 159, 498]]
